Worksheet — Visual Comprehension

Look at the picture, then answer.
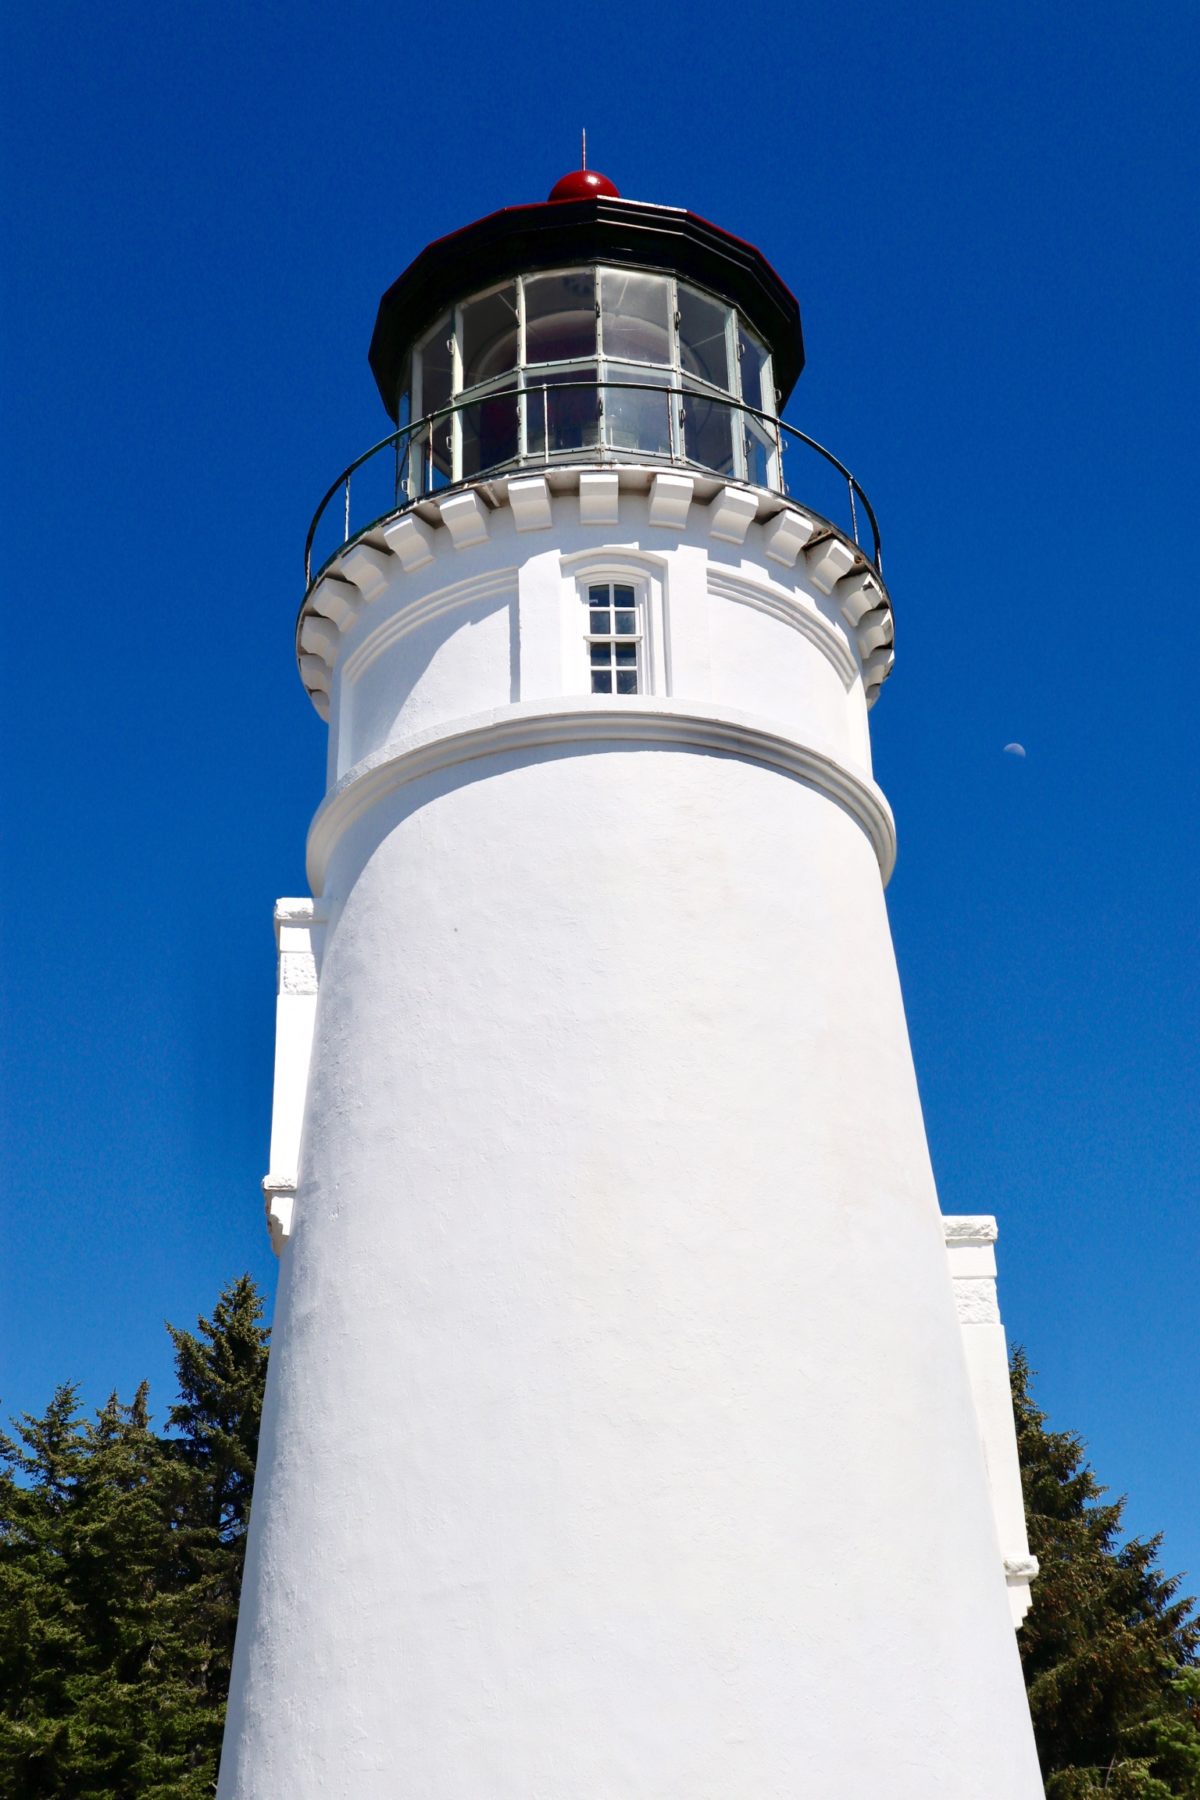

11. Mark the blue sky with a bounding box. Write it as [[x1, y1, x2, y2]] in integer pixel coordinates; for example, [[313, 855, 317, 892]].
[[3, 0, 1196, 1589]]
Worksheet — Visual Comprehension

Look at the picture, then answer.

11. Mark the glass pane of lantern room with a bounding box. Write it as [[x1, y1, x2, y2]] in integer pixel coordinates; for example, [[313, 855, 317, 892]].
[[599, 270, 672, 365], [416, 315, 453, 483], [678, 285, 732, 391], [396, 353, 412, 429], [418, 315, 453, 416], [461, 388, 519, 480], [602, 364, 673, 457], [738, 325, 770, 414], [743, 416, 778, 490], [524, 271, 597, 364], [396, 359, 418, 501], [461, 285, 518, 390], [682, 382, 736, 476], [526, 366, 601, 456]]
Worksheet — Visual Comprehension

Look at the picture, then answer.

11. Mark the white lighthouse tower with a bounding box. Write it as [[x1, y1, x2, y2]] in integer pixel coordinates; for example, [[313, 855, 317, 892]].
[[220, 169, 1044, 1797]]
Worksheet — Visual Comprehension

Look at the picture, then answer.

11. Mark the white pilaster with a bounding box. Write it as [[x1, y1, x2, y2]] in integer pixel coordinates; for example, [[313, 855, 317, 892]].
[[944, 1216, 1040, 1628], [261, 898, 326, 1253]]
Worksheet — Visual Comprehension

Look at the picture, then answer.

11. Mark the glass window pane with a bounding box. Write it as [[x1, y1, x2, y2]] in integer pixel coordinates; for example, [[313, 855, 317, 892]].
[[592, 670, 613, 693], [422, 418, 453, 489], [743, 417, 777, 490], [404, 422, 430, 496], [398, 426, 421, 501], [461, 391, 519, 480], [526, 366, 601, 455], [601, 364, 673, 456], [682, 382, 735, 475], [590, 642, 611, 667], [395, 365, 415, 501], [461, 285, 518, 389], [417, 314, 453, 416], [614, 584, 635, 606], [615, 642, 637, 666], [600, 269, 672, 364], [397, 352, 412, 427], [678, 285, 731, 391], [521, 381, 545, 454], [615, 669, 638, 694], [614, 611, 635, 636], [738, 325, 769, 414], [588, 583, 609, 605], [524, 271, 596, 363], [590, 607, 610, 632]]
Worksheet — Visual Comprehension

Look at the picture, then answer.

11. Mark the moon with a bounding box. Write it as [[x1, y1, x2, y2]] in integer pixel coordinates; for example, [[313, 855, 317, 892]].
[[1003, 742, 1026, 757]]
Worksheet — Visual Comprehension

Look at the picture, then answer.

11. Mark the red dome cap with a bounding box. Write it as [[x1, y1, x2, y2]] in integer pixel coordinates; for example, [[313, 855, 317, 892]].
[[548, 168, 620, 201]]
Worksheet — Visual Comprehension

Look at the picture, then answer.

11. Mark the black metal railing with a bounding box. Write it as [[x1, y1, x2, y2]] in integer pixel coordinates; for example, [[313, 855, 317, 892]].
[[304, 381, 882, 588]]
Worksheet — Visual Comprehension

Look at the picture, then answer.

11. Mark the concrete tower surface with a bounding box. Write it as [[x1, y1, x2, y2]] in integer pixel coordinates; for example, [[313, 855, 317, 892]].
[[220, 175, 1044, 1797]]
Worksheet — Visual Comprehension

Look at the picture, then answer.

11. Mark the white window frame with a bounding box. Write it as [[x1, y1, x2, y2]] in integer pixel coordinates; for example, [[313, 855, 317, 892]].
[[562, 553, 670, 699], [584, 577, 643, 696]]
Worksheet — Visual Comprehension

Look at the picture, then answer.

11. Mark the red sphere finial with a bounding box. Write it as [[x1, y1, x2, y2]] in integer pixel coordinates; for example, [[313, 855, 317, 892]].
[[548, 168, 620, 202]]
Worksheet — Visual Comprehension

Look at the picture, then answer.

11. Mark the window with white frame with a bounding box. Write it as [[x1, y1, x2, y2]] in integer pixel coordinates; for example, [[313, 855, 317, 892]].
[[585, 581, 641, 694]]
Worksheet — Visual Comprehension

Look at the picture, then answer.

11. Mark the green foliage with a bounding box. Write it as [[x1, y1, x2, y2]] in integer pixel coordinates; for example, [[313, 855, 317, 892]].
[[1014, 1350, 1200, 1798], [0, 1277, 270, 1799], [164, 1273, 271, 1771]]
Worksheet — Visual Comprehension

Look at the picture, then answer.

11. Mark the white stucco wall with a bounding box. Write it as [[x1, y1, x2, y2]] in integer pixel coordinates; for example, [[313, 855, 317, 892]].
[[221, 475, 1042, 1798]]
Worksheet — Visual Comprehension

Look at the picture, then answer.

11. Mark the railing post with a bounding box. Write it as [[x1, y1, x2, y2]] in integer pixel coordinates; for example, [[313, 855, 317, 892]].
[[344, 477, 351, 544], [848, 478, 859, 547], [542, 385, 549, 465]]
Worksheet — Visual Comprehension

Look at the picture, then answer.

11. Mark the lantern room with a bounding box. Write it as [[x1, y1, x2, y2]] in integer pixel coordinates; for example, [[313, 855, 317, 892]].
[[366, 174, 805, 502], [303, 174, 882, 591]]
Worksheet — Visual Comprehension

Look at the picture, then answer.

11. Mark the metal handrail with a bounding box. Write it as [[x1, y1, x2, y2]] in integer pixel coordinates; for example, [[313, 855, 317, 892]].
[[303, 380, 882, 588]]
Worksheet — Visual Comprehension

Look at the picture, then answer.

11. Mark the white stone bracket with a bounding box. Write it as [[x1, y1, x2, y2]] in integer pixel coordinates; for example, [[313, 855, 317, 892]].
[[262, 898, 327, 1252], [944, 1215, 1039, 1628]]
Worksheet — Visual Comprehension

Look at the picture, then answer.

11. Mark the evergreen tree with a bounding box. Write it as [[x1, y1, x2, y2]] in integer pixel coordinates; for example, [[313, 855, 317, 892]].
[[1014, 1350, 1200, 1798], [55, 1385, 208, 1798], [164, 1274, 271, 1778], [0, 1385, 90, 1791], [0, 1275, 270, 1798], [0, 1383, 203, 1796]]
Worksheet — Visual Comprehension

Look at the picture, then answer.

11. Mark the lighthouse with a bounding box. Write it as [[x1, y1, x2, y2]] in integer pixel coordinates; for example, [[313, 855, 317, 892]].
[[220, 170, 1044, 1796]]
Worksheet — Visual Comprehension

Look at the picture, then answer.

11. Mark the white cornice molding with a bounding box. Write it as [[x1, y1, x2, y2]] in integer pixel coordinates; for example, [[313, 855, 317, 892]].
[[943, 1215, 999, 1245], [262, 1175, 296, 1255], [306, 698, 896, 894], [274, 896, 324, 921], [297, 468, 894, 714]]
